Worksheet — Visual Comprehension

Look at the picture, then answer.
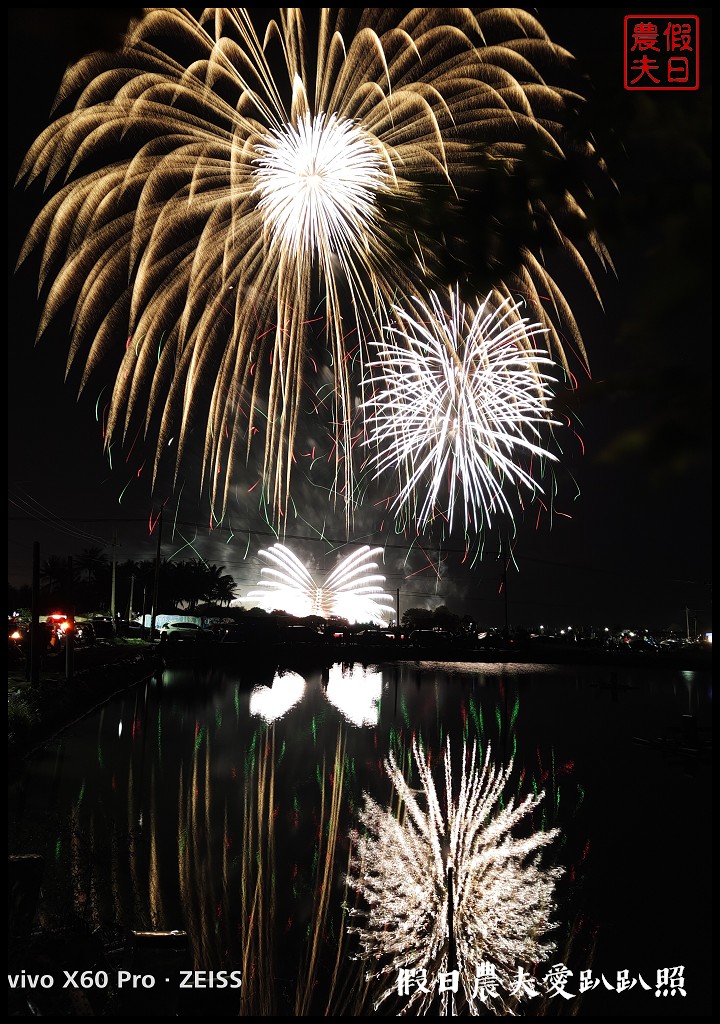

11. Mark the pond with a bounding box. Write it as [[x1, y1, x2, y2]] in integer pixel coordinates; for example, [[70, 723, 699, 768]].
[[8, 657, 712, 1017]]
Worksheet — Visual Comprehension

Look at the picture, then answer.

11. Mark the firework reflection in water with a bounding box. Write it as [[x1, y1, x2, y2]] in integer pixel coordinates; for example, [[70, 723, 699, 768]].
[[346, 737, 563, 1015], [238, 723, 370, 1015]]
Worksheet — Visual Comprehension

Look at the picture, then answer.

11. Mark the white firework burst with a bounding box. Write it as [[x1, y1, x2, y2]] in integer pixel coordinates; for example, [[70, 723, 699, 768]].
[[254, 110, 386, 260], [245, 542, 394, 624], [346, 737, 563, 1015], [15, 7, 610, 523], [362, 287, 564, 533]]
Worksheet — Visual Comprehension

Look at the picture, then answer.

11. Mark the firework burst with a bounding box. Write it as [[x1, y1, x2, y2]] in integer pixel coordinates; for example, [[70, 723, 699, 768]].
[[15, 8, 610, 525], [346, 737, 563, 1015], [245, 542, 394, 624], [362, 287, 563, 534]]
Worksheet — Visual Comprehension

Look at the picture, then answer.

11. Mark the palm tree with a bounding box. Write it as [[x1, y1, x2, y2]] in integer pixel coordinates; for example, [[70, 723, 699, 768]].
[[40, 555, 69, 597], [169, 560, 204, 612], [204, 566, 238, 607], [76, 546, 109, 585]]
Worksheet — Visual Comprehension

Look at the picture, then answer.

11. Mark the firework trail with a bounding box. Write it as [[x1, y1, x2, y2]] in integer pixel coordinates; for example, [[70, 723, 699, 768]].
[[362, 287, 563, 534], [246, 543, 394, 624], [15, 8, 610, 525], [346, 736, 563, 1015]]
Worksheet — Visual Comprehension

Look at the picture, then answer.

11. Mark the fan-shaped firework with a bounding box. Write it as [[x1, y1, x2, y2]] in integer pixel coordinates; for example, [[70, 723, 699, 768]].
[[245, 543, 394, 624], [15, 7, 609, 524], [347, 737, 563, 1014], [362, 287, 563, 533]]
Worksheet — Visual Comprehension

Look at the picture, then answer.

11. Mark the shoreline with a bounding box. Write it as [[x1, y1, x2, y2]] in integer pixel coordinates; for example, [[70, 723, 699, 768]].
[[8, 638, 711, 766]]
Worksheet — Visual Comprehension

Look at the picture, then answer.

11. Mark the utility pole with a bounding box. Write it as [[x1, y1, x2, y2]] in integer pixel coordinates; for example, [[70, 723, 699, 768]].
[[110, 530, 117, 620], [30, 541, 40, 687], [501, 529, 510, 642], [150, 502, 167, 640], [66, 556, 74, 681], [126, 574, 135, 621]]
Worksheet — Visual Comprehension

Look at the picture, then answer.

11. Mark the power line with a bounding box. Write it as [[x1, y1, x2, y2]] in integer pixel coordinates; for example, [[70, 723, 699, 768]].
[[8, 509, 712, 590], [8, 492, 112, 547]]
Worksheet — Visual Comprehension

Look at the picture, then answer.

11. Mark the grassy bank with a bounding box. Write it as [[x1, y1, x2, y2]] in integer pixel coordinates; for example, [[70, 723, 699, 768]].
[[8, 640, 158, 764]]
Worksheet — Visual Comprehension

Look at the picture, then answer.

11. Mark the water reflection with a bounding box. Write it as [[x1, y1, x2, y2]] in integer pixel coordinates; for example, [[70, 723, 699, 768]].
[[347, 736, 564, 1016], [8, 659, 712, 1016], [326, 663, 383, 727], [250, 670, 306, 723]]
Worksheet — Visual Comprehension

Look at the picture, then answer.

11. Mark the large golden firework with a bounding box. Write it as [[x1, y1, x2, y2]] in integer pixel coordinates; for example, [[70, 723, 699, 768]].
[[16, 8, 610, 526]]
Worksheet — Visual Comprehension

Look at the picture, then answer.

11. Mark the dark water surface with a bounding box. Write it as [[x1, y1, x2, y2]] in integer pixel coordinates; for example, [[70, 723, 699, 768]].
[[8, 658, 712, 1016]]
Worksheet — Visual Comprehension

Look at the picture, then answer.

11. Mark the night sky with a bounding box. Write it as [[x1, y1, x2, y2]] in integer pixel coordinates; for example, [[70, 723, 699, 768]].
[[7, 8, 712, 633]]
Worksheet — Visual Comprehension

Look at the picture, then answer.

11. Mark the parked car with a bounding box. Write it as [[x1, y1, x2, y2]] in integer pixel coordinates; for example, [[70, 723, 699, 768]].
[[46, 615, 98, 648], [158, 621, 218, 664], [116, 619, 144, 637], [276, 624, 325, 646], [351, 628, 394, 647], [408, 629, 455, 650], [159, 621, 218, 644], [90, 616, 117, 641], [45, 612, 73, 648], [8, 618, 30, 666], [219, 623, 249, 644], [71, 620, 97, 647]]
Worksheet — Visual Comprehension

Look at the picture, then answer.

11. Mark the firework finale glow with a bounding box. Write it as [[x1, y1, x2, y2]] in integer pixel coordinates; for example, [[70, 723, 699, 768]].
[[14, 7, 610, 531], [346, 737, 563, 1015], [245, 543, 394, 624], [362, 288, 563, 534]]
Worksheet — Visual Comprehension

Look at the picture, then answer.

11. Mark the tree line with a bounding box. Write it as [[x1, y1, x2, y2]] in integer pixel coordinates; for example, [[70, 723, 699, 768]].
[[8, 546, 237, 618], [8, 546, 472, 631]]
